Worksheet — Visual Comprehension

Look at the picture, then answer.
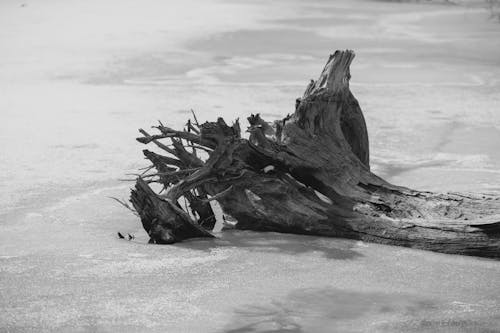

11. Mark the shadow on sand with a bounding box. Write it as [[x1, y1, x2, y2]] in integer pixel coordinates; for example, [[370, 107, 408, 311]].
[[219, 286, 499, 332], [221, 287, 440, 333], [177, 230, 364, 260]]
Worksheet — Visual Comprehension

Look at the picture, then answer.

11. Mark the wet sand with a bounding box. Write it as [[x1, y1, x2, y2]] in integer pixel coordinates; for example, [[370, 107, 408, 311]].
[[1, 0, 500, 331]]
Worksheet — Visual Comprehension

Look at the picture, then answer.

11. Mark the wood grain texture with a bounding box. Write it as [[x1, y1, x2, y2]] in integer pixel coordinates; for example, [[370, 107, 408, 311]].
[[130, 50, 500, 258]]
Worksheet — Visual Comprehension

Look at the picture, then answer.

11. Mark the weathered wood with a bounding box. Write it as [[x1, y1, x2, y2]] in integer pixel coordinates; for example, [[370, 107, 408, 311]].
[[130, 178, 214, 244], [130, 50, 500, 259]]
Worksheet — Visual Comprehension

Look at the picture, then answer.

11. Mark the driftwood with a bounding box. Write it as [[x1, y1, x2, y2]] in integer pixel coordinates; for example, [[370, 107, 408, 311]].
[[130, 50, 500, 258]]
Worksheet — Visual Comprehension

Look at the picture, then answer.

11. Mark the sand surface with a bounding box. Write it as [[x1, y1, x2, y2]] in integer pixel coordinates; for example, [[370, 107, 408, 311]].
[[1, 0, 500, 331]]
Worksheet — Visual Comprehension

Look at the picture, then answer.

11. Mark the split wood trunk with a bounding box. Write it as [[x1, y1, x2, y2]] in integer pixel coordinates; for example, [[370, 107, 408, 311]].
[[130, 50, 500, 259]]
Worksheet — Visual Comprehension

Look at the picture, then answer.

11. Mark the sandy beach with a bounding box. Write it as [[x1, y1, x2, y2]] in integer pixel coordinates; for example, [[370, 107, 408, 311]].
[[1, 0, 500, 331]]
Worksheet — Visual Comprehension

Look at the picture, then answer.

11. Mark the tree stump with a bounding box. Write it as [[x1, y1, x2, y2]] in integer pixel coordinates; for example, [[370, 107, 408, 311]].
[[130, 50, 500, 259]]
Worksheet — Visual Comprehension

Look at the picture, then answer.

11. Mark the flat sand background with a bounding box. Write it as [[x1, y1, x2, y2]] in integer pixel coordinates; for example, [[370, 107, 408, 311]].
[[1, 0, 500, 331]]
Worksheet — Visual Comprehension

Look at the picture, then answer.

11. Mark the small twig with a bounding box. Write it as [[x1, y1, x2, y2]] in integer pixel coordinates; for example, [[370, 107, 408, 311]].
[[184, 144, 213, 153], [109, 197, 139, 217], [153, 126, 212, 148], [139, 165, 154, 176], [191, 109, 200, 127], [142, 168, 200, 179], [186, 119, 200, 134], [138, 129, 175, 154], [201, 185, 234, 203]]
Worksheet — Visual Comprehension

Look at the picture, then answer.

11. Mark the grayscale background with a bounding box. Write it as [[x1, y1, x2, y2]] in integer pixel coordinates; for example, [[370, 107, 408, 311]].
[[1, 0, 500, 332]]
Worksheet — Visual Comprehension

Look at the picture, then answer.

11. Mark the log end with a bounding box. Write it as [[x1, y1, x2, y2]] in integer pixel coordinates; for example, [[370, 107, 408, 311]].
[[130, 178, 215, 244]]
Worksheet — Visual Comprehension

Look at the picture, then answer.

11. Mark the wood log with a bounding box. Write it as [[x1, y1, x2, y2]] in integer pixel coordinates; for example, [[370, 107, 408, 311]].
[[130, 50, 500, 258]]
